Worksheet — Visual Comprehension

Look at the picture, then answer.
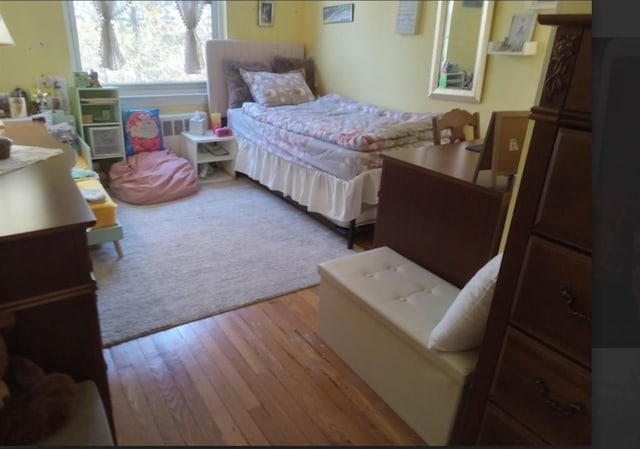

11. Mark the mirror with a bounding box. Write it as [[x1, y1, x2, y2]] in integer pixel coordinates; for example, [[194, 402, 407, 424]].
[[428, 1, 494, 103]]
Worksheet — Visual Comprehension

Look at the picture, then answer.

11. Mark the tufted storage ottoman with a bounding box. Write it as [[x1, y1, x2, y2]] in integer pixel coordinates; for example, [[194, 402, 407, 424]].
[[318, 246, 478, 445]]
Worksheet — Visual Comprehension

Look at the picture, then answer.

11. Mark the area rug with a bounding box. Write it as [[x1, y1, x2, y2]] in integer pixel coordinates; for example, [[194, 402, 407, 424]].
[[91, 177, 357, 347]]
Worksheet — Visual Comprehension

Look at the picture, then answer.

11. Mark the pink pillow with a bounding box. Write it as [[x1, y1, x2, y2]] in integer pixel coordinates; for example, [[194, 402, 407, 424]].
[[122, 109, 164, 156], [239, 69, 315, 107]]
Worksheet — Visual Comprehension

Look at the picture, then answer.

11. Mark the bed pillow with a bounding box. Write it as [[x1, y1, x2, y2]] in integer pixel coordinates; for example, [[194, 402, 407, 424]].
[[122, 109, 164, 156], [428, 253, 503, 352], [239, 69, 316, 107], [272, 56, 317, 95], [222, 59, 273, 109]]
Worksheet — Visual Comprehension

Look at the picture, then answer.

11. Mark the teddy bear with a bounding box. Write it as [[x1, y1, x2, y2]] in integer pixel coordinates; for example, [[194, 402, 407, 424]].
[[89, 70, 102, 88], [0, 310, 78, 445]]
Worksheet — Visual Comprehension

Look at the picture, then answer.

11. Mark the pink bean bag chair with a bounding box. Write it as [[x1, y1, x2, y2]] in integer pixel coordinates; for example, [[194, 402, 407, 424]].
[[108, 108, 198, 205], [109, 151, 198, 205]]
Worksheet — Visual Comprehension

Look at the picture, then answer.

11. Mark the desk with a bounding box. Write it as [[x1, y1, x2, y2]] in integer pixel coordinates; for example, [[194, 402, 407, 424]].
[[375, 142, 509, 287], [0, 145, 115, 441], [383, 141, 481, 183]]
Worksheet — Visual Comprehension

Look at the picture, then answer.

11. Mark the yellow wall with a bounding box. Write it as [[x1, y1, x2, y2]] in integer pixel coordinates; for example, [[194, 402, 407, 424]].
[[1, 0, 592, 241], [0, 1, 308, 114], [0, 0, 592, 250], [0, 1, 73, 94], [0, 0, 591, 124], [226, 0, 305, 41], [301, 0, 591, 135]]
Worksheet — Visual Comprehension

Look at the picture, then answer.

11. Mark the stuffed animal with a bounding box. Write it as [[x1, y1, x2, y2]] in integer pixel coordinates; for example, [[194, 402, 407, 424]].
[[89, 70, 102, 88], [0, 310, 77, 445]]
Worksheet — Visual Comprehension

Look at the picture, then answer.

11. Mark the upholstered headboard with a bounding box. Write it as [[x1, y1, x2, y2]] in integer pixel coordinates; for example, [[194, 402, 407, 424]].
[[205, 39, 305, 117]]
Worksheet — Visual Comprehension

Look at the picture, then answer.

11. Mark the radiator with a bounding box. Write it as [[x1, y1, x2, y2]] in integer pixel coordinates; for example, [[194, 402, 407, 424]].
[[159, 113, 191, 151]]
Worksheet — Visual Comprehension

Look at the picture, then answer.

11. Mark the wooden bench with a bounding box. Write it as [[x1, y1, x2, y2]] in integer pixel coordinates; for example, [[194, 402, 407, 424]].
[[318, 157, 510, 444]]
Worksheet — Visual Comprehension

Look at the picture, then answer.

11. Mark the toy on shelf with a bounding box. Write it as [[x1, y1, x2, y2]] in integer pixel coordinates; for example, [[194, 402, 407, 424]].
[[89, 70, 101, 88]]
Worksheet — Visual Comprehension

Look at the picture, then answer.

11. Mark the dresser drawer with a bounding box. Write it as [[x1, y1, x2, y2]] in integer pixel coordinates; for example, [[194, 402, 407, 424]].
[[490, 328, 591, 446], [0, 229, 94, 303], [534, 128, 591, 251], [511, 236, 591, 367], [477, 403, 547, 445]]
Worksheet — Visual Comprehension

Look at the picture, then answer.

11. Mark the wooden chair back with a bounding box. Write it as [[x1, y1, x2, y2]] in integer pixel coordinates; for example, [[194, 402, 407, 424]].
[[432, 108, 480, 145], [472, 111, 530, 188]]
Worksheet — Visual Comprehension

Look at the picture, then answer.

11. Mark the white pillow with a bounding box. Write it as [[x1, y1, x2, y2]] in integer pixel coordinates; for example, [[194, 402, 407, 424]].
[[239, 68, 315, 107], [428, 253, 503, 352]]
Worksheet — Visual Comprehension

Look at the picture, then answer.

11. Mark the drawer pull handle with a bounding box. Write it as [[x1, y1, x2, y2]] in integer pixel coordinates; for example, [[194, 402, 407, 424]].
[[535, 377, 584, 416], [560, 286, 591, 322]]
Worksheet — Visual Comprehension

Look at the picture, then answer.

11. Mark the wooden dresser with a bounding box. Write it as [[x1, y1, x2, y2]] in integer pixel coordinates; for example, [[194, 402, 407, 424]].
[[0, 144, 114, 439], [453, 14, 592, 445]]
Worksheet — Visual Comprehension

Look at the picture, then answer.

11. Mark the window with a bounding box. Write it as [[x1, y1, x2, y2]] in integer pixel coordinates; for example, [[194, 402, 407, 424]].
[[63, 1, 225, 105]]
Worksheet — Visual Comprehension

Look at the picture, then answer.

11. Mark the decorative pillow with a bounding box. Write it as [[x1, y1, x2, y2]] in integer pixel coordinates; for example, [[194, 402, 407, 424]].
[[222, 59, 273, 109], [239, 69, 316, 107], [428, 253, 503, 352], [122, 109, 164, 156], [272, 56, 317, 95]]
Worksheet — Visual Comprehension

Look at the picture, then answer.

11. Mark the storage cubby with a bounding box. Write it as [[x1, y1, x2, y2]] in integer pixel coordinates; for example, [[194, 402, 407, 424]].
[[69, 87, 125, 162]]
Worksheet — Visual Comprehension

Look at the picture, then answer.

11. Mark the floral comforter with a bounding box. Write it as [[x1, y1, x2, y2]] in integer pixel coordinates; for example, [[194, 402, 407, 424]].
[[241, 94, 438, 152]]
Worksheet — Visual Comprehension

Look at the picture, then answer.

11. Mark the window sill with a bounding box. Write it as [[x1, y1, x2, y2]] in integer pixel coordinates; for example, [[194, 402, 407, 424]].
[[105, 81, 208, 110], [119, 93, 208, 110]]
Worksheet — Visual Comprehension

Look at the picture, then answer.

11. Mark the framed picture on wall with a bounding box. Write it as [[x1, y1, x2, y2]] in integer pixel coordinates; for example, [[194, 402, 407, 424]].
[[258, 1, 274, 27], [323, 3, 354, 24], [9, 97, 27, 118], [526, 0, 558, 10], [504, 14, 536, 52]]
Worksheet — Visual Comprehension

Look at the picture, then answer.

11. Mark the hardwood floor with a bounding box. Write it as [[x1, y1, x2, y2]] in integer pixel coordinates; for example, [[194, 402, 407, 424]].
[[105, 232, 423, 446]]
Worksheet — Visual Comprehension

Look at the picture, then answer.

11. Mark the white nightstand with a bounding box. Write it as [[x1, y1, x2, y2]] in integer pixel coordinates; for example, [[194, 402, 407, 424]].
[[180, 130, 237, 183]]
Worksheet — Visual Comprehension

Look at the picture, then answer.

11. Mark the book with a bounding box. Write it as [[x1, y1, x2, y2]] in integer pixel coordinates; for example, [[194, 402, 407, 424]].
[[203, 142, 229, 156]]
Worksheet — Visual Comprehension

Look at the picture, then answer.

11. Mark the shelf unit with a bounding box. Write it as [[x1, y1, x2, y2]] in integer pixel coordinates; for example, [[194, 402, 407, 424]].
[[69, 88, 125, 162], [439, 71, 466, 88], [180, 130, 237, 184], [488, 41, 538, 56]]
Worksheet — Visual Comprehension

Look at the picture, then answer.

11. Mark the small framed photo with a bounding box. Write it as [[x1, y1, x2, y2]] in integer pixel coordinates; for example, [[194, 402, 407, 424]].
[[505, 14, 537, 52], [9, 96, 27, 118], [258, 1, 274, 27], [526, 0, 558, 10]]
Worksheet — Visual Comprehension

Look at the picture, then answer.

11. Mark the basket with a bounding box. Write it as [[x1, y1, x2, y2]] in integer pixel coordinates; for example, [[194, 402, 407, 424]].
[[0, 137, 12, 159]]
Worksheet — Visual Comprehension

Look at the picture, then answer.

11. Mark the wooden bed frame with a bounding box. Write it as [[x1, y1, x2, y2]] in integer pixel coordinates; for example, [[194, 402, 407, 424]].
[[205, 39, 384, 247]]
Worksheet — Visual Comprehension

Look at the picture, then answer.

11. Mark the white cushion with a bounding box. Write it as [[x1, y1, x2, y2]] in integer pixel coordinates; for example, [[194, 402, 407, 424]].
[[319, 246, 478, 378], [428, 253, 503, 352]]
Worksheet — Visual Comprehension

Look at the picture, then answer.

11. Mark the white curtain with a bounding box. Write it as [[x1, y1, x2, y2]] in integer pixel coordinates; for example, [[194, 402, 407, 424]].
[[93, 0, 127, 70], [176, 1, 205, 74]]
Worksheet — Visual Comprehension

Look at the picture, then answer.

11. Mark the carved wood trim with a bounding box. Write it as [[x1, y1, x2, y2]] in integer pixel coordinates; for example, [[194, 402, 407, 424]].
[[543, 31, 581, 103]]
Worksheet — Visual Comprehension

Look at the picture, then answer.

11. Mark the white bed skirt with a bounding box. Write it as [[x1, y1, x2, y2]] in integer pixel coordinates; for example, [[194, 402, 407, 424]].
[[234, 136, 380, 227]]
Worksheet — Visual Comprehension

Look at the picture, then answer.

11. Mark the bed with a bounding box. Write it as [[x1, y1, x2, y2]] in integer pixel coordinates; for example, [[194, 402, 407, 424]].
[[205, 39, 438, 247]]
